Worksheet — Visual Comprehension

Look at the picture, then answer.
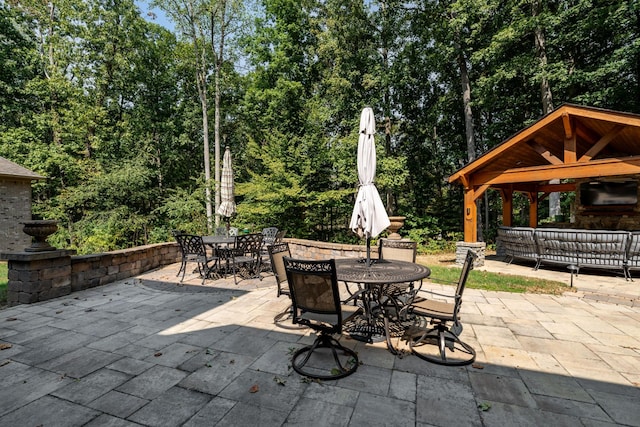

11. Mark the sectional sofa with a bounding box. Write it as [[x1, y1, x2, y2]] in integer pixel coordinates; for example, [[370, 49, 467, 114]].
[[497, 226, 640, 280]]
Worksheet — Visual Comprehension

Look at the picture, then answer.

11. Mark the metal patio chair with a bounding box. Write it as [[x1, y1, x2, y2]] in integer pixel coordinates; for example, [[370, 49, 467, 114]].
[[174, 234, 220, 284], [405, 250, 477, 366], [228, 233, 263, 284], [284, 257, 361, 380]]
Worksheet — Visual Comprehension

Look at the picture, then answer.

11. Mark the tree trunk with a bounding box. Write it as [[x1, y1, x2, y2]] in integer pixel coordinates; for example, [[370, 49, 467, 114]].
[[532, 0, 559, 219], [458, 49, 481, 240]]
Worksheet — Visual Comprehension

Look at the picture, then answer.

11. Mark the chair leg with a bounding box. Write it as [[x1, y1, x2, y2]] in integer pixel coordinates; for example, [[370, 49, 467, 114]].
[[274, 304, 307, 329], [408, 325, 476, 366], [291, 334, 359, 380]]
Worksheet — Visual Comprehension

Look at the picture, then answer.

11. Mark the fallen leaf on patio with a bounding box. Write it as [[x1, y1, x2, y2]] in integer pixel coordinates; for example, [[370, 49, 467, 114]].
[[6, 318, 17, 322], [229, 359, 235, 364], [472, 363, 484, 369], [85, 308, 95, 312], [0, 360, 10, 367], [273, 376, 286, 386], [0, 343, 12, 350], [56, 311, 63, 314], [154, 352, 162, 357], [249, 384, 259, 393], [478, 402, 491, 411]]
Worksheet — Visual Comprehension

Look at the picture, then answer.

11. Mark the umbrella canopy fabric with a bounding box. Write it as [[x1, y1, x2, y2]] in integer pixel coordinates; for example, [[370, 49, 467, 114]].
[[349, 107, 390, 239], [217, 146, 237, 218]]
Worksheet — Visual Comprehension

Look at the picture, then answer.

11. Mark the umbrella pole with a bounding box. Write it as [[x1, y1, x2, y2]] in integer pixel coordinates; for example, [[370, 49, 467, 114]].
[[366, 236, 371, 267]]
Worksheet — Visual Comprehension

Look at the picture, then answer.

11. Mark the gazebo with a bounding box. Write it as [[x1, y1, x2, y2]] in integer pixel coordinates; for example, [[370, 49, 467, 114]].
[[448, 104, 640, 242]]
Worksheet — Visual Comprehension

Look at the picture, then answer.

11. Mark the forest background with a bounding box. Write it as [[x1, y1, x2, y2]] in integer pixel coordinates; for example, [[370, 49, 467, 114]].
[[1, 0, 638, 255]]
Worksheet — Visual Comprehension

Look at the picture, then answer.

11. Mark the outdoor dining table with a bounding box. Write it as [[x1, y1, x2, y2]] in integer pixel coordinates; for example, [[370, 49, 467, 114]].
[[202, 235, 236, 275], [335, 257, 431, 355]]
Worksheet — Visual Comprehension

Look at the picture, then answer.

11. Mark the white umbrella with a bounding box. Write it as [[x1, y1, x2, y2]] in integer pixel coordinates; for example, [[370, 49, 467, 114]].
[[217, 147, 236, 228], [349, 107, 390, 266]]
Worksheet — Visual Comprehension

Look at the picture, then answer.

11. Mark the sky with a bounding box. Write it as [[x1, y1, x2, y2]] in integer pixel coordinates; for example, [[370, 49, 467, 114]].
[[135, 0, 175, 33]]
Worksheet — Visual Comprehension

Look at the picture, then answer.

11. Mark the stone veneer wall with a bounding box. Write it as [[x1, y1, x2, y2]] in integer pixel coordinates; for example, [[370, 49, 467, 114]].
[[5, 237, 462, 305], [286, 238, 373, 260], [2, 242, 180, 306], [70, 243, 181, 291], [455, 241, 486, 267], [0, 178, 32, 253]]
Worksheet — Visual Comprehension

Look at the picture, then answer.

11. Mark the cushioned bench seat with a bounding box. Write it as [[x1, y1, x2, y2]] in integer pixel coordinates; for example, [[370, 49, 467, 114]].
[[498, 226, 631, 279]]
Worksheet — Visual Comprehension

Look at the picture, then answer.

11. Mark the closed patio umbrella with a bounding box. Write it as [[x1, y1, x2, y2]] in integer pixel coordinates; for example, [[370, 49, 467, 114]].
[[217, 146, 236, 231], [349, 107, 390, 266]]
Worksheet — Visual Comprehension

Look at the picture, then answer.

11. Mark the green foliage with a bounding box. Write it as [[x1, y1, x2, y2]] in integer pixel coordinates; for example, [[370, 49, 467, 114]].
[[1, 0, 639, 254]]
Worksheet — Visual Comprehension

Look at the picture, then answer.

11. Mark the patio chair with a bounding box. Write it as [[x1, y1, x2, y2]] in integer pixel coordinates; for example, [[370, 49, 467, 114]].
[[262, 227, 279, 246], [260, 227, 279, 271], [268, 242, 304, 328], [405, 250, 477, 366], [174, 234, 220, 284], [274, 229, 287, 243], [377, 238, 420, 319], [214, 226, 228, 237], [284, 257, 361, 380], [228, 227, 239, 236], [229, 233, 263, 284]]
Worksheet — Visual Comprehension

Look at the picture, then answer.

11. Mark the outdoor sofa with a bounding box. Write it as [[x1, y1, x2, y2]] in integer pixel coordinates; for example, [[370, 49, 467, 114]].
[[498, 226, 640, 279]]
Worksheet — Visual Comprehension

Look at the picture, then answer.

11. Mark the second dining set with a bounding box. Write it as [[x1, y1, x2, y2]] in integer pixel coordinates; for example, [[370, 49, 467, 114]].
[[174, 226, 285, 286]]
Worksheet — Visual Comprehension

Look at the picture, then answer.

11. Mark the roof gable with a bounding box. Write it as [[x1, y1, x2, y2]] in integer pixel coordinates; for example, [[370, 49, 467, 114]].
[[0, 157, 45, 180], [448, 104, 640, 188]]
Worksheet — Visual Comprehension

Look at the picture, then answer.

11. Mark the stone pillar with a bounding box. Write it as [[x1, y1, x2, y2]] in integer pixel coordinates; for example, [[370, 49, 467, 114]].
[[455, 241, 485, 267], [1, 249, 75, 306]]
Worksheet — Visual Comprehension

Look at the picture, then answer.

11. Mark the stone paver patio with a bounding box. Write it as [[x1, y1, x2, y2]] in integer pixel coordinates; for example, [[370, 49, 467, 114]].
[[1, 257, 639, 426]]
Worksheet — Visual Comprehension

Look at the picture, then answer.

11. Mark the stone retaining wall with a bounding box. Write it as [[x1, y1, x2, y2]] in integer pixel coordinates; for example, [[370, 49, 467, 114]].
[[3, 237, 485, 306], [2, 243, 180, 306], [286, 238, 371, 260]]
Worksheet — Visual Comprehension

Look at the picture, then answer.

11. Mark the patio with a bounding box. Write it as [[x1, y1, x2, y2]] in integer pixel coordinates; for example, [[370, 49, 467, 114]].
[[0, 259, 639, 426]]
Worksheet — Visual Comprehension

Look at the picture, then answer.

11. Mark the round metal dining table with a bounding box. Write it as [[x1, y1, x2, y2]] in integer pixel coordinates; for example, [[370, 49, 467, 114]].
[[335, 258, 430, 285], [202, 235, 236, 246], [335, 258, 431, 354]]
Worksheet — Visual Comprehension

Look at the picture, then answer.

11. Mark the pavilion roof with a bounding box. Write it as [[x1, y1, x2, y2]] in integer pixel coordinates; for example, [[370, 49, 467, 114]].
[[449, 104, 640, 191]]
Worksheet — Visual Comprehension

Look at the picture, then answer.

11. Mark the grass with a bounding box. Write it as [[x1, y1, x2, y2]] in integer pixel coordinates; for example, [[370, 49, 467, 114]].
[[425, 263, 570, 295], [0, 261, 7, 306]]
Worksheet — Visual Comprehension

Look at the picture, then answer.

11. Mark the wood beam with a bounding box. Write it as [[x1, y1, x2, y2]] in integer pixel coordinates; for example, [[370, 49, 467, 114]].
[[473, 156, 640, 186], [537, 182, 577, 193], [579, 125, 625, 162], [562, 112, 573, 139], [527, 139, 563, 165], [564, 134, 577, 163]]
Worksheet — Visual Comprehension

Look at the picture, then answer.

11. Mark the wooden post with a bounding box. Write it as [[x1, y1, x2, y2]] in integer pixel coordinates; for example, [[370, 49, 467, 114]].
[[501, 188, 513, 227], [464, 188, 477, 242], [528, 191, 538, 228]]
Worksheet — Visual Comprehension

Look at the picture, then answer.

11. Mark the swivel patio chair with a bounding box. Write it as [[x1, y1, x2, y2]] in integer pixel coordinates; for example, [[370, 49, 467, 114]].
[[174, 234, 220, 284], [284, 257, 361, 380], [405, 250, 477, 366]]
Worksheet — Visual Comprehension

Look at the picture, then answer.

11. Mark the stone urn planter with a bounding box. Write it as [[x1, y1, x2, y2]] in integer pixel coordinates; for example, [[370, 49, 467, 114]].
[[387, 216, 406, 240], [21, 220, 58, 252]]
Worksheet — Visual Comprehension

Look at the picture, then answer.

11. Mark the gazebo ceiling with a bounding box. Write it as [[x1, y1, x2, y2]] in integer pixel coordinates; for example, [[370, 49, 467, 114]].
[[449, 104, 640, 189]]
